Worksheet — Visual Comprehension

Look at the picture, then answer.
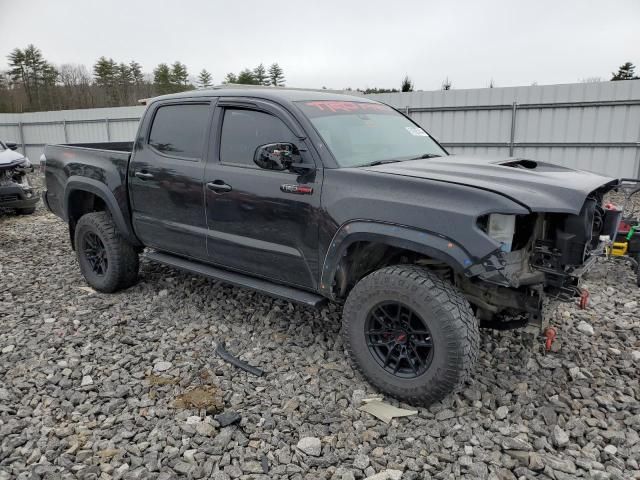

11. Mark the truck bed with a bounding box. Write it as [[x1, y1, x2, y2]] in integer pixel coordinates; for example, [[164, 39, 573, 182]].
[[54, 142, 134, 153], [42, 142, 133, 231]]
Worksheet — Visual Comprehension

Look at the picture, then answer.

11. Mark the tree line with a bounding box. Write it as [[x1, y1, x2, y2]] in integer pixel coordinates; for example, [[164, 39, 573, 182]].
[[0, 44, 638, 113], [0, 45, 292, 113]]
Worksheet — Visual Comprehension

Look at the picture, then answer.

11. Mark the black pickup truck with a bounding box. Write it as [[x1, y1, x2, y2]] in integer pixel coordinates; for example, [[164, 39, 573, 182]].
[[43, 88, 620, 405]]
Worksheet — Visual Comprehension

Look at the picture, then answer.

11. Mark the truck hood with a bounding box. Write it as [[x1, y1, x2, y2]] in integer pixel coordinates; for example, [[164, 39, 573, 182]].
[[0, 148, 27, 169], [365, 155, 618, 214]]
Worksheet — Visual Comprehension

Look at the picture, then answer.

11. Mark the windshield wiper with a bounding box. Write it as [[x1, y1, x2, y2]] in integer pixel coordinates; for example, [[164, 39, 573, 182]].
[[410, 153, 442, 160], [360, 159, 404, 167], [358, 154, 441, 167]]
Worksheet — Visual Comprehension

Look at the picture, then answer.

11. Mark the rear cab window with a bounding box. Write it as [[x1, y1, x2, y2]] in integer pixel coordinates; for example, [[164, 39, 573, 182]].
[[148, 103, 210, 160]]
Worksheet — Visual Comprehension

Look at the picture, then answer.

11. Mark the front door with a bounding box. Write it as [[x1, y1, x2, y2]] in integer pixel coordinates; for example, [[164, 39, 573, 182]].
[[129, 101, 213, 259], [204, 102, 321, 289]]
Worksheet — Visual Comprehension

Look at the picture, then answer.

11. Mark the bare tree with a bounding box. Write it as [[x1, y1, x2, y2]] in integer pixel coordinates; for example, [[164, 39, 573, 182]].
[[58, 63, 94, 108]]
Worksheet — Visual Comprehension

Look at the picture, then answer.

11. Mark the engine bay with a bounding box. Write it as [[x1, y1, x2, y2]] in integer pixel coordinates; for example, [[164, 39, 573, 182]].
[[467, 184, 627, 329]]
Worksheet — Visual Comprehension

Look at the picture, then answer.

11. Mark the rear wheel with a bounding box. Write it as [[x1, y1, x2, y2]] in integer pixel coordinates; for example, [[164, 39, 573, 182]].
[[343, 265, 479, 406], [74, 212, 139, 292]]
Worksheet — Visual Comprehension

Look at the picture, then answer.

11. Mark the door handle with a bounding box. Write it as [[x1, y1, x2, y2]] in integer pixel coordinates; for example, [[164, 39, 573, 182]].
[[135, 171, 154, 180], [207, 180, 232, 193]]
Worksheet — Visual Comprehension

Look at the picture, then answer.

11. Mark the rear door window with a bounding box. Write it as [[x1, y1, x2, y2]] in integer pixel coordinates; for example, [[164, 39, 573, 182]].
[[148, 103, 210, 160]]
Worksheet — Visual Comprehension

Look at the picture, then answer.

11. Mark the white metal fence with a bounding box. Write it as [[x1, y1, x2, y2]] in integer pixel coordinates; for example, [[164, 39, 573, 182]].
[[1, 80, 639, 178], [369, 80, 640, 178], [0, 106, 144, 163]]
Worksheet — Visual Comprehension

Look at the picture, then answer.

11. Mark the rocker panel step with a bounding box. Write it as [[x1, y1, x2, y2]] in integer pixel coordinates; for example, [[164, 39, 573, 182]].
[[145, 250, 327, 308]]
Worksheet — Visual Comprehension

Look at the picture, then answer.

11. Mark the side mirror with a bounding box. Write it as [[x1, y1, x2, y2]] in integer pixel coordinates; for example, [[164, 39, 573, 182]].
[[254, 143, 312, 172], [5, 141, 18, 151]]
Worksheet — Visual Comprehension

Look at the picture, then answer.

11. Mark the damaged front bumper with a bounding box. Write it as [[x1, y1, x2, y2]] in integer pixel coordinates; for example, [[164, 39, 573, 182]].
[[0, 160, 39, 210], [462, 205, 614, 332]]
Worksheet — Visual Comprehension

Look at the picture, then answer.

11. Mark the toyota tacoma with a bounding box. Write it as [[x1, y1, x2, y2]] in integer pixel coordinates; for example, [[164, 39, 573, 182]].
[[42, 89, 621, 405]]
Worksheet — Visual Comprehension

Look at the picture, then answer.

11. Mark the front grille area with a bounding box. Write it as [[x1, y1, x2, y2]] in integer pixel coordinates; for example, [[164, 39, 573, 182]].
[[0, 194, 19, 202]]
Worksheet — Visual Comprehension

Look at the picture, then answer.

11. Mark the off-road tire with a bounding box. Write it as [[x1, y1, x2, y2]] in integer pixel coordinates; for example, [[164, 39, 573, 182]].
[[74, 212, 139, 293], [342, 265, 479, 406], [17, 207, 36, 215]]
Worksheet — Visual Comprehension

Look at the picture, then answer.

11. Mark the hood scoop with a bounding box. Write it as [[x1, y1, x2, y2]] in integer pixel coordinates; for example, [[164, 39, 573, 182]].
[[500, 159, 538, 169]]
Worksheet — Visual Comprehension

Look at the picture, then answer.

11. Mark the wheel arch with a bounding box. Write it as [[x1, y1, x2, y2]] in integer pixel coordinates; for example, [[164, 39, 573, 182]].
[[319, 220, 475, 299], [64, 177, 140, 248]]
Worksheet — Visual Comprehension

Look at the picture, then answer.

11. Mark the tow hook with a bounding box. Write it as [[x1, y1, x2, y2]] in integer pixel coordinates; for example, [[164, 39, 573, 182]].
[[578, 289, 590, 310], [543, 327, 557, 352]]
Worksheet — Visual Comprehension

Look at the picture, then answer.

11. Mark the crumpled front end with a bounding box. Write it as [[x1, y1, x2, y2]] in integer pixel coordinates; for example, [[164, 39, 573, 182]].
[[460, 181, 620, 331], [0, 158, 38, 210]]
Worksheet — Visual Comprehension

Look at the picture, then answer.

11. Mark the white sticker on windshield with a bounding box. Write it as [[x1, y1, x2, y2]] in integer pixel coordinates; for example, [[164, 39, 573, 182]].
[[405, 126, 428, 136]]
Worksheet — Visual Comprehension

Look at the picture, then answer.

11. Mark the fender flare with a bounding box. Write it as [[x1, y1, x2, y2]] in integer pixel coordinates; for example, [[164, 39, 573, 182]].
[[64, 177, 140, 246], [318, 220, 476, 297]]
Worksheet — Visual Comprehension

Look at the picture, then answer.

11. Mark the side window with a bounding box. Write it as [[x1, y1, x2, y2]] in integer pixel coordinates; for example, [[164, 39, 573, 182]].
[[148, 104, 210, 160], [220, 108, 296, 166]]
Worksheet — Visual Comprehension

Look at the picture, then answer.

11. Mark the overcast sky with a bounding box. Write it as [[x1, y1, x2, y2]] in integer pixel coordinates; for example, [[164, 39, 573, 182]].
[[1, 0, 639, 91]]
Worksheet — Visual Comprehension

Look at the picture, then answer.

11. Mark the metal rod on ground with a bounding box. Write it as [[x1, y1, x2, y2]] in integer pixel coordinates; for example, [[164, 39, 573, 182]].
[[215, 342, 265, 377]]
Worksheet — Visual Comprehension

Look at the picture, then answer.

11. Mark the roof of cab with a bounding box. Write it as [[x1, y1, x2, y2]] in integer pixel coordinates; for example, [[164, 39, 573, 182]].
[[147, 87, 380, 106]]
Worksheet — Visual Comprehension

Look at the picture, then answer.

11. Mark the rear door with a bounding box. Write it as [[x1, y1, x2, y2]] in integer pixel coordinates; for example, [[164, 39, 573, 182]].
[[204, 98, 322, 289], [129, 100, 214, 259]]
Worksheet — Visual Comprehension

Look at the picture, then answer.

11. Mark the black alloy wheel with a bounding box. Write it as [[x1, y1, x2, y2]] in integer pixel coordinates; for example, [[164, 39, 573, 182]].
[[74, 212, 139, 292], [365, 301, 434, 378], [342, 265, 479, 406], [82, 232, 108, 276]]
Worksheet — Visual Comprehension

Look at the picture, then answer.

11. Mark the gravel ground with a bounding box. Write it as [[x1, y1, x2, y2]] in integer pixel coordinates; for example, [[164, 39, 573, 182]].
[[1, 200, 639, 480]]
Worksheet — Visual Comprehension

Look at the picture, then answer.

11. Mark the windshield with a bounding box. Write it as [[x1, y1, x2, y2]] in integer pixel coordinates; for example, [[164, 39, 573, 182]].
[[296, 100, 446, 167]]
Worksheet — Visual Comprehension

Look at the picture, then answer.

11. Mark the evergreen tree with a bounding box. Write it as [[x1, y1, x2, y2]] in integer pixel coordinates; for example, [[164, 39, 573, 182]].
[[268, 63, 285, 86], [153, 63, 173, 94], [171, 61, 189, 87], [129, 61, 144, 85], [93, 57, 117, 88], [401, 75, 413, 92], [611, 62, 638, 81], [117, 63, 133, 85], [197, 69, 213, 88], [237, 68, 256, 85], [253, 63, 269, 86], [224, 72, 237, 84], [93, 56, 119, 105], [8, 44, 58, 110], [116, 63, 133, 104]]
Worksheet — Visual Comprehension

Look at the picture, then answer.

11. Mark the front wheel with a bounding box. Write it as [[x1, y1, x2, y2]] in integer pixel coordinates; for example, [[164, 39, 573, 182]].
[[74, 212, 139, 293], [342, 265, 479, 406]]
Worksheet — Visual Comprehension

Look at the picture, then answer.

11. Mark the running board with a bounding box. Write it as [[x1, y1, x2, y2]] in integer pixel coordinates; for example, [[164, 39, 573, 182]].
[[144, 250, 327, 308]]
